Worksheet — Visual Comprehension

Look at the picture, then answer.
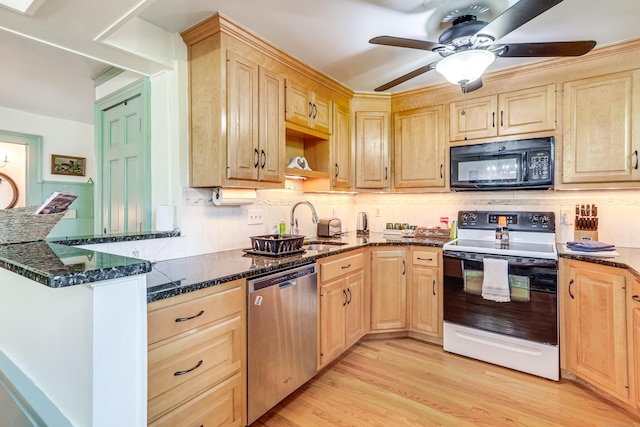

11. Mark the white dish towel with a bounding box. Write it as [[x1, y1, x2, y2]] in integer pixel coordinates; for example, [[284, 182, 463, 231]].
[[482, 258, 510, 302]]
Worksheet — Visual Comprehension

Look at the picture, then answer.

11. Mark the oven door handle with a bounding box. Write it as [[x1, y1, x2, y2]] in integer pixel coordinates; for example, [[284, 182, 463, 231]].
[[446, 252, 557, 268]]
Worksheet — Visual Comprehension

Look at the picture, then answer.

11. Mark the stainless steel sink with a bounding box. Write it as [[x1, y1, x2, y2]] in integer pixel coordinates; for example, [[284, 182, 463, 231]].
[[302, 241, 349, 251]]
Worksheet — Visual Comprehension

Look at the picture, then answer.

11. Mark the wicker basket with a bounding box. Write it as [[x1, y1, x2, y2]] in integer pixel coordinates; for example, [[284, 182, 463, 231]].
[[249, 234, 305, 255], [0, 206, 66, 244]]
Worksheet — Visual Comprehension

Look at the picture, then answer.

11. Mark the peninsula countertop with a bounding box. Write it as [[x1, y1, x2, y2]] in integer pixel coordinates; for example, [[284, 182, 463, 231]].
[[0, 230, 178, 287]]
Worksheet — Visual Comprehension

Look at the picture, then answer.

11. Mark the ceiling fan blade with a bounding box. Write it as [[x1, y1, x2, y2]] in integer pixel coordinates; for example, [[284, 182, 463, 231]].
[[462, 78, 483, 93], [494, 41, 596, 57], [369, 36, 441, 51], [374, 63, 436, 92], [475, 0, 564, 42]]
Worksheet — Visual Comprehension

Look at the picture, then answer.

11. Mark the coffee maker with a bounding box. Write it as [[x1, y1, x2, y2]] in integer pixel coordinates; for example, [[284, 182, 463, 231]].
[[356, 212, 369, 236]]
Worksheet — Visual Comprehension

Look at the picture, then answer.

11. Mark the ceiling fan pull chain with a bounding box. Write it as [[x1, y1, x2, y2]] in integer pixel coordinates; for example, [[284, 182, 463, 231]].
[[461, 88, 468, 141]]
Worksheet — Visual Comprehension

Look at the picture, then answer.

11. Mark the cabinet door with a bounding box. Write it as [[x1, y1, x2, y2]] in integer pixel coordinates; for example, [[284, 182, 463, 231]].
[[563, 71, 640, 184], [634, 302, 640, 409], [449, 96, 497, 141], [227, 52, 259, 181], [319, 278, 346, 366], [312, 93, 332, 134], [331, 103, 351, 189], [371, 249, 407, 330], [258, 68, 285, 183], [499, 84, 556, 136], [344, 270, 365, 347], [394, 106, 446, 189], [410, 265, 440, 337], [285, 79, 311, 128], [632, 279, 640, 410], [565, 263, 629, 401], [355, 111, 390, 189]]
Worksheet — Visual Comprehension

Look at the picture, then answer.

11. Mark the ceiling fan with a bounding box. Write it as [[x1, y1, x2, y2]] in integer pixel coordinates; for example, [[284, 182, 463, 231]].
[[370, 0, 596, 92]]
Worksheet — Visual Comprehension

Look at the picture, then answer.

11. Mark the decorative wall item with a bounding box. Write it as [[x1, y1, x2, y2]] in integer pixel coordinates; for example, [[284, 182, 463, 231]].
[[0, 172, 18, 209], [51, 154, 85, 176]]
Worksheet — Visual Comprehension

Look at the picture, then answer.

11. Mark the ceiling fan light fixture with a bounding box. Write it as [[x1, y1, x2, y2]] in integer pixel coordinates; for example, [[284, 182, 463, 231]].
[[435, 49, 495, 85]]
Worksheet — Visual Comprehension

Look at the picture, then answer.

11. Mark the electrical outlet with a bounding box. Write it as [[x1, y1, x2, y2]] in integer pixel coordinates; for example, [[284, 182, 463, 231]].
[[376, 207, 381, 217], [128, 248, 140, 258], [248, 208, 264, 225]]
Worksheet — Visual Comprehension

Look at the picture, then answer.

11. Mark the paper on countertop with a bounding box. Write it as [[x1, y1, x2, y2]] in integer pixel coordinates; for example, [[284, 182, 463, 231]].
[[563, 245, 620, 258]]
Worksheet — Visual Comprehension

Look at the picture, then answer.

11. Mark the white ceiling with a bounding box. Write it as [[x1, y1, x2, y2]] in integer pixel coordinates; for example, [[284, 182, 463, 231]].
[[2, 0, 640, 124]]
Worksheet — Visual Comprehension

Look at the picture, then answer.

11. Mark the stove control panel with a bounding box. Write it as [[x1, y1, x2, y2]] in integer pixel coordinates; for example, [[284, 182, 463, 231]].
[[457, 211, 555, 232]]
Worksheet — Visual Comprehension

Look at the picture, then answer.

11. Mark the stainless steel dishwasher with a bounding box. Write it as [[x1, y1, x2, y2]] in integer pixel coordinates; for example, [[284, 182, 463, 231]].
[[247, 263, 318, 424]]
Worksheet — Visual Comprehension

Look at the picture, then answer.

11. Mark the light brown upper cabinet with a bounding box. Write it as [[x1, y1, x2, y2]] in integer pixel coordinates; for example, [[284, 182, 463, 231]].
[[182, 20, 285, 188], [394, 105, 446, 190], [449, 84, 556, 142], [562, 71, 640, 184], [227, 52, 284, 184], [285, 79, 331, 134], [331, 103, 351, 189], [355, 111, 390, 190]]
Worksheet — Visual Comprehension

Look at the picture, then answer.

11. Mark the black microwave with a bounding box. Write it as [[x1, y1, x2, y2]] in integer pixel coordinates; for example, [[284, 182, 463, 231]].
[[450, 137, 554, 191]]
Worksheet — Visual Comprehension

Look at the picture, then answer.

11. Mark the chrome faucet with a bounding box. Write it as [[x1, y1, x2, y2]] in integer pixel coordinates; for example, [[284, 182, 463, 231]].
[[290, 201, 319, 235]]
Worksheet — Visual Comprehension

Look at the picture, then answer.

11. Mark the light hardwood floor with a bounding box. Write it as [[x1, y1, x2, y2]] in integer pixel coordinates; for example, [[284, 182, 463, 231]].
[[253, 338, 639, 426]]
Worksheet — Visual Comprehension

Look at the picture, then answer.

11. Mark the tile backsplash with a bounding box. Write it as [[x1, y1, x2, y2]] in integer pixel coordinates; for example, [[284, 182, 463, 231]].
[[93, 182, 640, 262]]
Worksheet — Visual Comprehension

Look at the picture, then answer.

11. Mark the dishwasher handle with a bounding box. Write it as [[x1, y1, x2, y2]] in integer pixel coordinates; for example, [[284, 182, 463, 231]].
[[279, 280, 297, 290], [249, 263, 317, 292]]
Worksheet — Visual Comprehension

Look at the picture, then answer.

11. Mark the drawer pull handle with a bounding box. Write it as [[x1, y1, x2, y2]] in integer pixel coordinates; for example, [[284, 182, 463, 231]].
[[417, 257, 433, 261], [175, 310, 204, 323], [174, 360, 203, 376], [341, 264, 351, 269], [633, 295, 640, 303]]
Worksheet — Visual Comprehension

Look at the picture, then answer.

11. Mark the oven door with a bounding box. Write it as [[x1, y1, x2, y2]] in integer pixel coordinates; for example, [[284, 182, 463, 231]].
[[443, 251, 558, 345]]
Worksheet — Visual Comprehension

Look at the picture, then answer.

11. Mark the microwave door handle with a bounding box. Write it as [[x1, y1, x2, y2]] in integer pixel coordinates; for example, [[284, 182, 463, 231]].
[[522, 152, 529, 182]]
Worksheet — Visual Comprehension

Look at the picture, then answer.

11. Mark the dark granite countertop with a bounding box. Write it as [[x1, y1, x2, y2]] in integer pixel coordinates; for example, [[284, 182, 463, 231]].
[[0, 230, 175, 287], [50, 230, 180, 246], [0, 240, 151, 287], [557, 244, 640, 279], [146, 232, 447, 302]]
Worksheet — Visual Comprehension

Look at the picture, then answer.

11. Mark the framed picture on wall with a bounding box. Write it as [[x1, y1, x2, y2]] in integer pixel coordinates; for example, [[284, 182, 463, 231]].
[[51, 154, 85, 176]]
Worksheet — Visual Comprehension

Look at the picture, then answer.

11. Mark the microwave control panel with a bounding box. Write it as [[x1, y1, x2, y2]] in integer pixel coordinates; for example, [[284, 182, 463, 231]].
[[529, 150, 551, 181]]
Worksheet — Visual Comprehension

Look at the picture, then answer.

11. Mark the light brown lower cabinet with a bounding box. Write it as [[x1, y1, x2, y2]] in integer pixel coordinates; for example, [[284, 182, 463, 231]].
[[318, 251, 366, 368], [631, 277, 640, 410], [147, 279, 246, 426], [370, 248, 407, 331], [560, 259, 630, 405], [409, 248, 443, 338]]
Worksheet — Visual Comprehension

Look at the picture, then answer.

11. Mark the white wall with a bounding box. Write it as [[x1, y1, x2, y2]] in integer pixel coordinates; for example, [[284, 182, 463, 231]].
[[0, 106, 94, 183]]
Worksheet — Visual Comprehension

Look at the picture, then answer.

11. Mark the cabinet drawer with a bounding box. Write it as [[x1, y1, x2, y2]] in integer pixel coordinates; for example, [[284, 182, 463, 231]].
[[412, 250, 439, 267], [320, 252, 364, 282], [149, 373, 244, 427], [148, 284, 243, 345], [148, 315, 243, 421]]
